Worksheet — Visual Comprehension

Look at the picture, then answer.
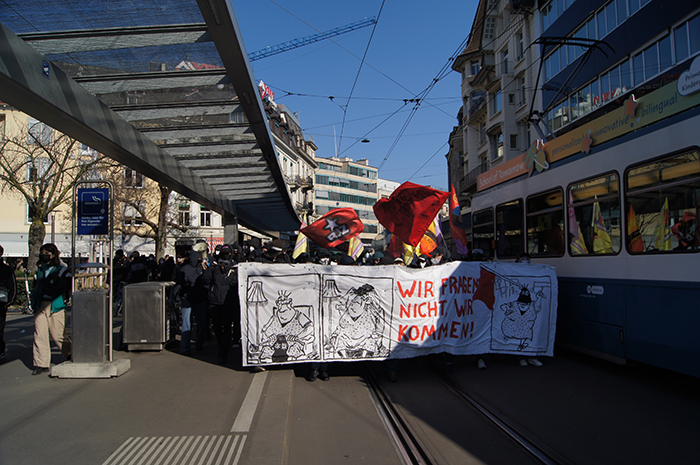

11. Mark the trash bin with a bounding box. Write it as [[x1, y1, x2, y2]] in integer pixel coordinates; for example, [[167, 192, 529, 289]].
[[122, 282, 176, 351], [72, 290, 108, 363]]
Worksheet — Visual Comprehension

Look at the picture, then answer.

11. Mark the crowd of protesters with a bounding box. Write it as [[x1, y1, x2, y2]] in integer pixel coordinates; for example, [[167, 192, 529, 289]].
[[1, 237, 526, 379]]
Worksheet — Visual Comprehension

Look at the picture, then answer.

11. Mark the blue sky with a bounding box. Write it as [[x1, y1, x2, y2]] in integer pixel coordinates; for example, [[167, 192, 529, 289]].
[[232, 1, 478, 190]]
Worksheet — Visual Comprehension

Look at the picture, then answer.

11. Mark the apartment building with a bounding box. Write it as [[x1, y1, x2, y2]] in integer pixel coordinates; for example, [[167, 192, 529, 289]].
[[313, 156, 379, 244]]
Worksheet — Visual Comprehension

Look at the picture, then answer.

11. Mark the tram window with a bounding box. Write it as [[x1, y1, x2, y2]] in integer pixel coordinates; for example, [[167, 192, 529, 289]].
[[472, 208, 495, 259], [526, 189, 565, 257], [568, 173, 621, 256], [496, 199, 524, 259], [626, 150, 700, 253]]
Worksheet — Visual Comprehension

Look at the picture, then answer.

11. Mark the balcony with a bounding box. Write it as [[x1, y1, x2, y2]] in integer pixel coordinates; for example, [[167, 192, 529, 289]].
[[460, 162, 490, 194], [286, 175, 314, 192]]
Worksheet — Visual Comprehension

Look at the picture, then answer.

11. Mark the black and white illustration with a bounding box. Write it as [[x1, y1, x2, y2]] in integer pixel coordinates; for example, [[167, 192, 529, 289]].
[[244, 273, 321, 365], [322, 275, 394, 361], [490, 273, 553, 354]]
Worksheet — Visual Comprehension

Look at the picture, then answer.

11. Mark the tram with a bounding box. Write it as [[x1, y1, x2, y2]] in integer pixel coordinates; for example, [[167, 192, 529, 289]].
[[470, 90, 700, 378]]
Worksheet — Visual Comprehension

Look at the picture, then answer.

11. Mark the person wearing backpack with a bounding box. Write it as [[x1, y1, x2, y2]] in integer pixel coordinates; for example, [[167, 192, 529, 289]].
[[30, 243, 72, 375], [0, 245, 17, 362]]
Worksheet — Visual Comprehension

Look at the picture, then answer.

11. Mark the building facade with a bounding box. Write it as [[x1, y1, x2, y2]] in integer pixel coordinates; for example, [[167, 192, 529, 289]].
[[313, 156, 379, 244], [450, 0, 540, 226]]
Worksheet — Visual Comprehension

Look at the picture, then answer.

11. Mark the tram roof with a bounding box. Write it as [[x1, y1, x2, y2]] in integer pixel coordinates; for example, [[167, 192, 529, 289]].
[[0, 0, 300, 235]]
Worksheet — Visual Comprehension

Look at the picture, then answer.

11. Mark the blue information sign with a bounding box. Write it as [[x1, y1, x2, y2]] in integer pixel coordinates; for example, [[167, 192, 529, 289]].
[[77, 188, 109, 235]]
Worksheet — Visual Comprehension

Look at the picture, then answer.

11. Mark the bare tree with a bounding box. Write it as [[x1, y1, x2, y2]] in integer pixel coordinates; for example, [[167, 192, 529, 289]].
[[106, 165, 187, 259], [0, 124, 112, 271]]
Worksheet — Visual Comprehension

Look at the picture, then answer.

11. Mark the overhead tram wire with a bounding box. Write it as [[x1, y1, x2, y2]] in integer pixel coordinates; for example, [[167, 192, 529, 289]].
[[406, 142, 449, 182], [376, 0, 513, 172], [337, 0, 386, 154], [266, 0, 459, 120]]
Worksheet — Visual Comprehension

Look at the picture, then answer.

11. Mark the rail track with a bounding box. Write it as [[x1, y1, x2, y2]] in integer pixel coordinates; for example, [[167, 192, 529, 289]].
[[363, 360, 575, 465]]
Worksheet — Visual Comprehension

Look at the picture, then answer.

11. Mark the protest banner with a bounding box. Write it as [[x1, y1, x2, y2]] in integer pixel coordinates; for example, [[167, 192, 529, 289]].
[[238, 261, 558, 366]]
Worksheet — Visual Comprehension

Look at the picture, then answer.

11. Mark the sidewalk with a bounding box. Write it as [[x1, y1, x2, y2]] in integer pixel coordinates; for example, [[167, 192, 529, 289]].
[[0, 313, 401, 465]]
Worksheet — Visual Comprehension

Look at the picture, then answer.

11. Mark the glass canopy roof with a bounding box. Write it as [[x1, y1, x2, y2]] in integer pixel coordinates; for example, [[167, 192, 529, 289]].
[[0, 0, 299, 234]]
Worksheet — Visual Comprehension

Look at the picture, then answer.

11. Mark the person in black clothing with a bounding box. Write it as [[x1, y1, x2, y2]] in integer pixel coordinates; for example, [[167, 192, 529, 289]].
[[127, 251, 149, 283], [176, 250, 209, 354], [158, 255, 176, 282], [112, 250, 130, 285], [0, 245, 17, 361], [256, 239, 291, 263], [202, 244, 239, 364]]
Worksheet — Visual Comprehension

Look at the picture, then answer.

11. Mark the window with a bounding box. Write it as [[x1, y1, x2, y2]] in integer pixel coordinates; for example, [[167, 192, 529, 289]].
[[517, 77, 526, 106], [674, 23, 689, 64], [491, 131, 504, 159], [124, 203, 144, 227], [178, 203, 191, 227], [0, 114, 5, 140], [689, 13, 700, 56], [200, 206, 211, 227], [27, 157, 50, 182], [633, 52, 644, 86], [471, 60, 481, 76], [315, 189, 329, 199], [616, 0, 628, 24], [625, 149, 700, 253], [496, 199, 524, 259], [472, 208, 494, 259], [568, 173, 620, 256], [124, 168, 143, 188], [484, 17, 496, 40], [491, 89, 502, 115], [27, 203, 49, 224], [516, 33, 525, 61], [510, 134, 518, 150], [27, 118, 52, 145], [502, 49, 509, 74], [479, 121, 487, 145], [643, 43, 659, 79], [526, 189, 565, 257]]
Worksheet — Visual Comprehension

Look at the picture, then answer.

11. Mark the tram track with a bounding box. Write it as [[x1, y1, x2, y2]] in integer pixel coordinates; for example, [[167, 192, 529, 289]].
[[363, 364, 436, 465], [363, 360, 575, 465]]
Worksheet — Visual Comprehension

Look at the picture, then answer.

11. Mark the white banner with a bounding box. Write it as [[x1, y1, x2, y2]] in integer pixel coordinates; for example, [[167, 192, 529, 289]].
[[238, 261, 558, 366]]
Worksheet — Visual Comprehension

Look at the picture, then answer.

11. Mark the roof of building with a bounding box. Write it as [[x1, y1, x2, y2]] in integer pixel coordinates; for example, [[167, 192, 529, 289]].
[[0, 0, 300, 234]]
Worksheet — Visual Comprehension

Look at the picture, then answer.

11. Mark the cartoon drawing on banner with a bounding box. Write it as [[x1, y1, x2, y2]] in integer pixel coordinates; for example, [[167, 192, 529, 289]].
[[323, 276, 393, 360], [484, 266, 553, 354], [500, 286, 547, 350], [245, 273, 321, 365]]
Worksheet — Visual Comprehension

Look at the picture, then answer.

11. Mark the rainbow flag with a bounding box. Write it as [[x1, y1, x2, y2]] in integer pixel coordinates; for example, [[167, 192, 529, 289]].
[[348, 236, 365, 260], [419, 214, 443, 255], [627, 204, 645, 252], [592, 202, 613, 254], [292, 213, 308, 259], [654, 198, 672, 251]]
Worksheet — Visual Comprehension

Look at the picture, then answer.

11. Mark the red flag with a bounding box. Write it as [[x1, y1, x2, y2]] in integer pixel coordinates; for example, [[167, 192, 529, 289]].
[[473, 265, 496, 310], [300, 208, 364, 248], [374, 181, 449, 246], [449, 185, 469, 257]]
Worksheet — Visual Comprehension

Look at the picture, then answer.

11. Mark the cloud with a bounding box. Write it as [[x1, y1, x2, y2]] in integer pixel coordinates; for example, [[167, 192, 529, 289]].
[[677, 56, 700, 96]]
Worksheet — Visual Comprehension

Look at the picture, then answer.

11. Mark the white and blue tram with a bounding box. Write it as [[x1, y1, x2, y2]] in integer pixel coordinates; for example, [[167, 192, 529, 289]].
[[470, 109, 700, 377]]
